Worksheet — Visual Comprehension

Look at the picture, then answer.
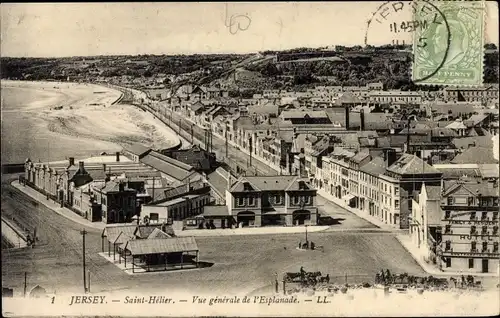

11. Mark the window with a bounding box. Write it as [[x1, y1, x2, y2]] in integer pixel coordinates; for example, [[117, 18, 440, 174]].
[[445, 225, 452, 234], [481, 212, 488, 220], [494, 242, 499, 252], [482, 226, 488, 234], [447, 197, 453, 205], [469, 259, 474, 269], [493, 226, 498, 235], [395, 200, 400, 209], [468, 197, 474, 206], [493, 213, 498, 221], [482, 241, 488, 252], [446, 258, 451, 268], [237, 197, 245, 206], [248, 196, 255, 206], [293, 196, 300, 205], [304, 196, 311, 205], [395, 187, 399, 196], [471, 241, 477, 251], [445, 240, 451, 251], [445, 211, 451, 219], [470, 212, 476, 220], [274, 195, 282, 205], [471, 226, 477, 234]]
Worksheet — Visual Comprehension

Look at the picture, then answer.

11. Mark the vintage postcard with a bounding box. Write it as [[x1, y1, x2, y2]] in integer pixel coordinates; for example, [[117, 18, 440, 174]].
[[1, 1, 499, 317]]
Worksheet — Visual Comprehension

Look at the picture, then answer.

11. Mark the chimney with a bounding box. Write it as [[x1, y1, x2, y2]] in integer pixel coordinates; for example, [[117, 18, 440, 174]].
[[78, 161, 84, 171], [384, 149, 397, 167], [69, 157, 75, 167], [227, 171, 233, 189], [186, 178, 191, 192], [345, 106, 350, 130], [116, 152, 120, 162], [119, 182, 125, 192], [360, 109, 365, 131], [103, 163, 107, 172]]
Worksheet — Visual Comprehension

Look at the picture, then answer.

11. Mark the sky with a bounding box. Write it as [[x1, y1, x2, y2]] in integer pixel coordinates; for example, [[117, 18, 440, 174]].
[[1, 1, 499, 57]]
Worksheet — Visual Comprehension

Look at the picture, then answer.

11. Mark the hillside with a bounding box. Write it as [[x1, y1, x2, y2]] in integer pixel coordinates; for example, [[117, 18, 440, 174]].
[[1, 44, 498, 92]]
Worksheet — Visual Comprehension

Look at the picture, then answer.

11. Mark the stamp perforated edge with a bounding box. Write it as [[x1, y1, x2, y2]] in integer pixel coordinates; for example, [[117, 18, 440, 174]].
[[412, 0, 487, 88]]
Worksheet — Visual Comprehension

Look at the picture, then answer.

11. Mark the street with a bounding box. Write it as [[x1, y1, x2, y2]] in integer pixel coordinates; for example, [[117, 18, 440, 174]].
[[2, 175, 431, 296]]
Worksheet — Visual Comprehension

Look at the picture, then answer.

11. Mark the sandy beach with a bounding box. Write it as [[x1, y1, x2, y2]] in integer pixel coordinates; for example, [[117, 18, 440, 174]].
[[1, 80, 179, 164]]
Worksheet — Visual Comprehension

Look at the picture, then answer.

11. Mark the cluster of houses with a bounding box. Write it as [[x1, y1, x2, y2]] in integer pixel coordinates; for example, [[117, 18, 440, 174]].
[[155, 82, 499, 274], [21, 79, 500, 275], [22, 141, 319, 231]]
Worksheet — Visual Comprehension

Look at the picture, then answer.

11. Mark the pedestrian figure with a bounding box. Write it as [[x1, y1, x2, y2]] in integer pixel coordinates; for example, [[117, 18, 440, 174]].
[[310, 242, 315, 250], [299, 241, 302, 249], [326, 274, 330, 284]]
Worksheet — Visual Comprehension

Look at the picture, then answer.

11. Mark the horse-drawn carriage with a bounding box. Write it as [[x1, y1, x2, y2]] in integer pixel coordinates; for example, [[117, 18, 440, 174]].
[[283, 268, 329, 287], [375, 270, 452, 289]]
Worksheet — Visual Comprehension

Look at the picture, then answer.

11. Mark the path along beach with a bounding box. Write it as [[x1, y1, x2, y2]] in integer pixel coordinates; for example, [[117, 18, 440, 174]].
[[1, 80, 179, 164]]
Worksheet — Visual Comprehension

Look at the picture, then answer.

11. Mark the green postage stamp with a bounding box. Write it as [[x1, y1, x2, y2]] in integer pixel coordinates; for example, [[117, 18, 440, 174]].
[[412, 0, 486, 86]]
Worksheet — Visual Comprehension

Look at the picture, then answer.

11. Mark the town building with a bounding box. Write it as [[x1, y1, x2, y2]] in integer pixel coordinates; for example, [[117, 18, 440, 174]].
[[93, 180, 137, 224], [368, 90, 422, 104], [411, 181, 499, 274], [226, 176, 318, 227], [443, 85, 499, 103]]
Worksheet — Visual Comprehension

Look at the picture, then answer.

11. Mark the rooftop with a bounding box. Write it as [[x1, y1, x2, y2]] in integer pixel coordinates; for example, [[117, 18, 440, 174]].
[[387, 154, 441, 175], [123, 143, 152, 157], [451, 147, 497, 164], [124, 236, 198, 255]]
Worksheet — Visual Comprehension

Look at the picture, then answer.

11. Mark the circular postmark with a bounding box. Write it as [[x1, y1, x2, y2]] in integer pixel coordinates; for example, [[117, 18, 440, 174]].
[[364, 0, 451, 84]]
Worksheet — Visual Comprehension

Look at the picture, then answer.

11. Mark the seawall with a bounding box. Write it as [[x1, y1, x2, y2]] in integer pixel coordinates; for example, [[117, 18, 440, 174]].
[[1, 218, 28, 249]]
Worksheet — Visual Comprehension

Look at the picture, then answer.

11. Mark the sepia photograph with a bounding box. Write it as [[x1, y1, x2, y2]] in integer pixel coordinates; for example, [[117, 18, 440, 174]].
[[1, 1, 499, 317]]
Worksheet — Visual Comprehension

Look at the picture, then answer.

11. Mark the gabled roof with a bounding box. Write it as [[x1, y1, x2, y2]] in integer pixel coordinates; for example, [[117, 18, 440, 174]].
[[140, 151, 194, 181], [442, 181, 499, 197], [285, 178, 314, 191], [156, 180, 208, 203], [98, 180, 135, 193], [102, 224, 137, 243], [351, 150, 370, 164], [359, 156, 386, 176], [451, 147, 497, 164], [335, 92, 363, 105], [466, 114, 488, 126], [445, 120, 467, 130], [124, 237, 198, 256], [452, 136, 493, 149], [230, 176, 298, 192], [123, 143, 152, 157], [147, 228, 172, 239], [387, 154, 441, 175], [424, 185, 442, 200]]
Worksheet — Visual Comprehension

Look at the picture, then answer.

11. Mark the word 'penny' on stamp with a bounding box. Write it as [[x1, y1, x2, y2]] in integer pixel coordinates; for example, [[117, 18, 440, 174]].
[[412, 0, 486, 86]]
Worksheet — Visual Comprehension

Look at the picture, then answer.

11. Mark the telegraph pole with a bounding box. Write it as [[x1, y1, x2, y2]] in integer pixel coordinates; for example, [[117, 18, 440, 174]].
[[191, 124, 194, 144], [80, 229, 87, 293], [23, 272, 27, 297], [225, 124, 229, 159], [249, 137, 253, 168]]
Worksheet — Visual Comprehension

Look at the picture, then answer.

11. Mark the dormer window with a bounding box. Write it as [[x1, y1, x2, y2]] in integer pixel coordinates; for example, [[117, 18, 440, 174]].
[[298, 181, 306, 190], [243, 182, 252, 191]]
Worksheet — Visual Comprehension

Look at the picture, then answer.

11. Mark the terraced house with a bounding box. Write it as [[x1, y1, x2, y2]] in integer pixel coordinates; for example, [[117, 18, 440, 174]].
[[412, 180, 499, 274], [226, 176, 318, 227]]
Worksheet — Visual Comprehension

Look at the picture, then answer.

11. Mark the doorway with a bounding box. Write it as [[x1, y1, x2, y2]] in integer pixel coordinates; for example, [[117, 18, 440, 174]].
[[482, 259, 489, 273]]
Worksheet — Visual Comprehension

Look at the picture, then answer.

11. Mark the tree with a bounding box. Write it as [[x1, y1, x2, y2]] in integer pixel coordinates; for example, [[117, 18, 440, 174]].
[[261, 63, 281, 77]]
